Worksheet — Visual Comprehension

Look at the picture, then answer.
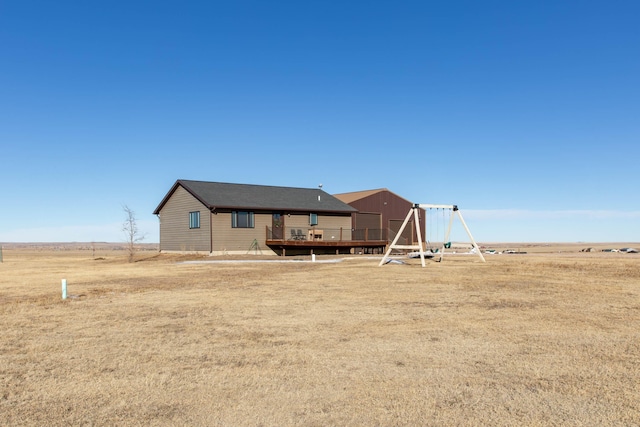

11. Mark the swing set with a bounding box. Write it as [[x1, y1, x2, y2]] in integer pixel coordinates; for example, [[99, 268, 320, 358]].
[[379, 204, 485, 267]]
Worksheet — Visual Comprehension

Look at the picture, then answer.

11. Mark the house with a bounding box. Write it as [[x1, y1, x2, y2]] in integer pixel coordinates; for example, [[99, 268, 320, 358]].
[[153, 180, 385, 256], [333, 188, 425, 254]]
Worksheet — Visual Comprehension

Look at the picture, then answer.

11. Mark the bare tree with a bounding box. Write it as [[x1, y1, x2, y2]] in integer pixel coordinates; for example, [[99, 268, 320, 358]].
[[122, 205, 145, 262]]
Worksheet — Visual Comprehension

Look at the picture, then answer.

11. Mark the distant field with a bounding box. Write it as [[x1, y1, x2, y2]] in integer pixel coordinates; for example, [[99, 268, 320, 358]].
[[1, 244, 639, 425]]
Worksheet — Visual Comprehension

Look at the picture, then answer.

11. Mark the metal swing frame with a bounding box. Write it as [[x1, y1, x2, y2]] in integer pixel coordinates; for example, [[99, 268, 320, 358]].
[[379, 204, 486, 267]]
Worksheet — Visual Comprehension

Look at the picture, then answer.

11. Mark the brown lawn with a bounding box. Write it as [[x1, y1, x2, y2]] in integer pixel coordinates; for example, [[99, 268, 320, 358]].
[[1, 244, 639, 426]]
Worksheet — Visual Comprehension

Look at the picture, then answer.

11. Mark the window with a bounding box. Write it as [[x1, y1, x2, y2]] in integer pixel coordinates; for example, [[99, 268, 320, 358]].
[[232, 211, 254, 228], [189, 211, 200, 229], [309, 213, 318, 226]]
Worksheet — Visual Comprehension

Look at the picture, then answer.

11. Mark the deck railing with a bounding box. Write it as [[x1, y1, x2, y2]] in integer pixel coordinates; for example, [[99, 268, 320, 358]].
[[267, 226, 391, 242], [266, 226, 415, 245]]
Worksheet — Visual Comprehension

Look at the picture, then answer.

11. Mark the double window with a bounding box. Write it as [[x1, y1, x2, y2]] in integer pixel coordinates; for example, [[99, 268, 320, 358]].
[[189, 211, 200, 229], [232, 211, 254, 228]]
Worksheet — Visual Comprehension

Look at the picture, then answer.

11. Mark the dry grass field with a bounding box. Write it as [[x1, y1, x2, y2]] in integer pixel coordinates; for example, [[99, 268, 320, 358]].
[[1, 243, 639, 426]]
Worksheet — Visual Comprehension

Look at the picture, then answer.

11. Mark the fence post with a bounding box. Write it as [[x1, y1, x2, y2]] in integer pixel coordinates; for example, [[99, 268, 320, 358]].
[[61, 279, 67, 300]]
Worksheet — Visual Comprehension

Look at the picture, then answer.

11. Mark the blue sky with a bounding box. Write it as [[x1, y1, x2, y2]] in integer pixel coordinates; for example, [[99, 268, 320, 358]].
[[1, 0, 639, 243]]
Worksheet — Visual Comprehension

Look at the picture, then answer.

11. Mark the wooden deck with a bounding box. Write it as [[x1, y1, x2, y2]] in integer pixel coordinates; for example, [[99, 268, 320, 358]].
[[265, 238, 388, 256]]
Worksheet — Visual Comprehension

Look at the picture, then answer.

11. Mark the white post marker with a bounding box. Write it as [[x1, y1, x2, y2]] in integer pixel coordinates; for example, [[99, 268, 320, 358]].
[[311, 254, 316, 262], [62, 279, 67, 300]]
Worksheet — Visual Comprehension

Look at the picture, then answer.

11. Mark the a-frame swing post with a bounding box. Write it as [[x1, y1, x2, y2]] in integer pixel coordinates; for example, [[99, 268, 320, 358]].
[[454, 207, 485, 262], [379, 204, 424, 267], [418, 204, 485, 263], [413, 205, 426, 267]]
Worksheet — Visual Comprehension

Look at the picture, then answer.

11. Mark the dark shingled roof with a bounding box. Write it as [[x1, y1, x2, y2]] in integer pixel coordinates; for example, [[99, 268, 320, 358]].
[[153, 180, 358, 214]]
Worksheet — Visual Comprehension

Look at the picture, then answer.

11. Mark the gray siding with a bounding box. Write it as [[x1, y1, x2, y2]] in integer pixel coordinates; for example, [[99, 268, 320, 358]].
[[158, 186, 211, 252], [211, 212, 277, 255], [209, 212, 352, 254], [316, 214, 352, 240], [283, 214, 352, 240]]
